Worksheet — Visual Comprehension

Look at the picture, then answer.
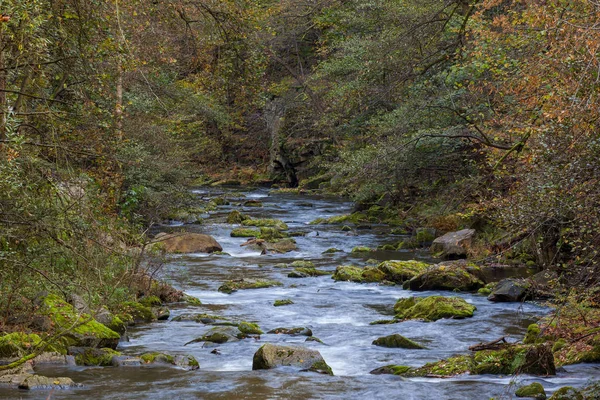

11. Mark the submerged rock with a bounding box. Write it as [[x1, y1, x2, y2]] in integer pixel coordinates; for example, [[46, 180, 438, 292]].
[[155, 232, 222, 254], [274, 299, 294, 307], [218, 278, 283, 294], [372, 334, 425, 349], [394, 296, 476, 321], [288, 267, 330, 278], [252, 343, 333, 375], [267, 327, 313, 337], [430, 229, 475, 259], [241, 218, 288, 230], [404, 261, 485, 292], [243, 200, 263, 207], [516, 382, 546, 399]]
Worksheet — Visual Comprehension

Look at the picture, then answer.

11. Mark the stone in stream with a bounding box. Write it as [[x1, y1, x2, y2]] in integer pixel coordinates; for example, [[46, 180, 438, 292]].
[[403, 260, 485, 292], [430, 229, 476, 259], [252, 343, 333, 375], [487, 278, 532, 302], [226, 210, 249, 224], [288, 267, 330, 278], [243, 200, 263, 207], [515, 382, 546, 399], [267, 327, 313, 337], [393, 296, 476, 321], [140, 352, 199, 370], [68, 346, 121, 366], [154, 232, 223, 253], [241, 218, 288, 230], [372, 334, 425, 349], [218, 278, 283, 294], [332, 260, 430, 284], [171, 313, 230, 324], [273, 299, 294, 307], [18, 375, 81, 390]]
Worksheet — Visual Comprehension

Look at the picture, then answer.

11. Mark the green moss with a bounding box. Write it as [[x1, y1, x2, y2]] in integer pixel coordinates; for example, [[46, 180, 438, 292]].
[[182, 294, 202, 306], [141, 352, 175, 364], [238, 321, 263, 335], [230, 228, 261, 237], [290, 260, 315, 269], [0, 333, 44, 357], [404, 262, 484, 292], [524, 324, 542, 344], [378, 244, 397, 251], [226, 210, 249, 224], [548, 387, 583, 400], [361, 267, 386, 282], [376, 260, 430, 283], [552, 339, 566, 353], [515, 382, 546, 399], [309, 213, 368, 225], [322, 248, 342, 254], [288, 267, 330, 278], [139, 295, 161, 307], [74, 348, 121, 366], [218, 279, 283, 294], [274, 299, 294, 306], [416, 229, 436, 244], [369, 319, 398, 325], [307, 360, 334, 375], [243, 200, 263, 207], [478, 288, 492, 295], [332, 265, 364, 282], [372, 334, 425, 349], [212, 251, 231, 256], [118, 301, 156, 324], [43, 294, 120, 347], [351, 246, 372, 253], [394, 296, 476, 321], [242, 218, 288, 230]]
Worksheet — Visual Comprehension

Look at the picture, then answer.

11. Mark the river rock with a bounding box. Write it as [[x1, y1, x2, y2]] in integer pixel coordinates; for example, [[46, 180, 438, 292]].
[[430, 229, 475, 259], [267, 327, 313, 336], [487, 278, 532, 302], [548, 387, 583, 400], [394, 296, 476, 321], [404, 261, 485, 292], [155, 232, 223, 253], [265, 239, 298, 253], [69, 346, 121, 366], [252, 343, 333, 375], [288, 267, 330, 278], [376, 260, 430, 283], [184, 326, 241, 346], [140, 352, 199, 370], [18, 375, 80, 390], [33, 352, 76, 366], [516, 382, 546, 399], [0, 361, 34, 387], [218, 278, 283, 294], [372, 334, 425, 349], [111, 355, 143, 367]]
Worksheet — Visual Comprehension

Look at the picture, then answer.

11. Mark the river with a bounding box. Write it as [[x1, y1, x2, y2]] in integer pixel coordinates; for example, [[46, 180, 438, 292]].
[[5, 187, 599, 399]]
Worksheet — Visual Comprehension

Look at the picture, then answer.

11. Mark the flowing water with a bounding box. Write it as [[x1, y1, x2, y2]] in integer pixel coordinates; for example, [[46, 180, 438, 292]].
[[4, 188, 599, 399]]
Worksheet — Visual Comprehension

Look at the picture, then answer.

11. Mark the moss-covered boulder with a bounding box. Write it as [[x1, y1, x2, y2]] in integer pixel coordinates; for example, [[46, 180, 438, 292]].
[[404, 261, 485, 292], [322, 248, 343, 254], [332, 265, 386, 283], [42, 294, 120, 349], [140, 352, 199, 370], [267, 327, 313, 337], [548, 387, 583, 400], [186, 326, 241, 345], [288, 267, 331, 278], [238, 321, 263, 335], [351, 246, 373, 253], [226, 210, 249, 224], [171, 313, 229, 324], [372, 334, 425, 349], [380, 344, 555, 377], [376, 260, 430, 283], [231, 228, 261, 237], [394, 296, 476, 321], [218, 278, 283, 294], [516, 382, 546, 399], [70, 347, 121, 366], [252, 343, 333, 375], [0, 333, 63, 358], [117, 301, 157, 325], [242, 218, 288, 230]]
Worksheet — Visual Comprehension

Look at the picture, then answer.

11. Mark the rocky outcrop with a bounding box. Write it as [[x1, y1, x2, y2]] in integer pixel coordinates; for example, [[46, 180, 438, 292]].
[[252, 343, 333, 375], [430, 229, 475, 259], [155, 232, 223, 254]]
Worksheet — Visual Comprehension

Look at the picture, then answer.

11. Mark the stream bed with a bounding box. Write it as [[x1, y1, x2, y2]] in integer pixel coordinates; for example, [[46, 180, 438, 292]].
[[4, 187, 599, 399]]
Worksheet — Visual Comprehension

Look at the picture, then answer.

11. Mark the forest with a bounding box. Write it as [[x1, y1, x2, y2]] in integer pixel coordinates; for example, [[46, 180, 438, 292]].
[[0, 0, 599, 398]]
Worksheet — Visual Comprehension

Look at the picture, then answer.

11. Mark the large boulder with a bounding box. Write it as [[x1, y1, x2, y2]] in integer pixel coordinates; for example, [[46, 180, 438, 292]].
[[430, 229, 476, 259], [252, 343, 333, 375], [155, 232, 222, 253], [404, 261, 485, 292], [488, 278, 532, 302], [394, 296, 476, 321]]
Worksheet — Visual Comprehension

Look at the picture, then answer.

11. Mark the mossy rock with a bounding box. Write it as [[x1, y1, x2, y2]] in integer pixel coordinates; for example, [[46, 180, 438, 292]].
[[394, 296, 476, 321], [42, 294, 120, 349], [289, 260, 315, 269], [351, 246, 373, 253], [378, 244, 397, 251], [404, 261, 484, 292], [140, 352, 199, 370], [238, 321, 263, 335], [332, 265, 384, 283], [322, 248, 343, 254], [182, 294, 202, 306], [274, 299, 294, 307], [548, 387, 583, 400], [117, 301, 157, 325], [243, 200, 263, 207], [372, 334, 425, 349], [376, 260, 430, 283], [268, 327, 313, 336], [231, 228, 261, 238], [264, 239, 298, 253], [252, 343, 333, 375], [212, 251, 231, 256], [171, 313, 229, 324], [516, 382, 546, 399], [258, 227, 289, 240], [138, 295, 162, 307], [390, 344, 555, 377], [193, 326, 241, 344], [524, 323, 543, 344], [370, 365, 413, 375], [218, 278, 283, 294], [0, 333, 47, 358], [557, 343, 600, 366], [242, 218, 288, 230], [288, 267, 331, 278], [226, 210, 249, 224], [72, 347, 121, 366]]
